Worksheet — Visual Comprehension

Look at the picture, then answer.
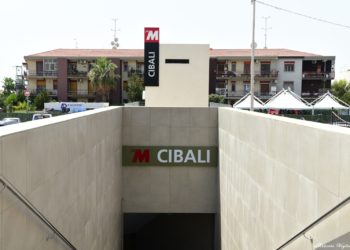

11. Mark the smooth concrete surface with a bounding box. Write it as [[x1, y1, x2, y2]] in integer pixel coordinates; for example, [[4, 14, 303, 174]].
[[122, 107, 219, 213], [0, 107, 123, 250], [218, 108, 350, 250], [145, 44, 210, 107]]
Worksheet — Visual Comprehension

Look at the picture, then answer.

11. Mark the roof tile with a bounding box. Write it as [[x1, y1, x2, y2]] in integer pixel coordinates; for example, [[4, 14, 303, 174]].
[[26, 48, 321, 58]]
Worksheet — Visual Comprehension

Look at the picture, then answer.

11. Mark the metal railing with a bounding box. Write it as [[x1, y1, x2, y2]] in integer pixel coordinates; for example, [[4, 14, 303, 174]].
[[29, 89, 58, 95], [0, 174, 76, 250], [24, 71, 57, 77], [68, 90, 96, 96], [216, 71, 279, 78], [301, 89, 334, 98], [67, 71, 88, 77], [215, 89, 276, 98], [302, 71, 335, 79], [277, 194, 350, 249], [128, 71, 144, 78]]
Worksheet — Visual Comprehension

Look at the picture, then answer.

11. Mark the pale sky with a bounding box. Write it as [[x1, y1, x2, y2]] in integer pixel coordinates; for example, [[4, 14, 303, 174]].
[[0, 0, 349, 87]]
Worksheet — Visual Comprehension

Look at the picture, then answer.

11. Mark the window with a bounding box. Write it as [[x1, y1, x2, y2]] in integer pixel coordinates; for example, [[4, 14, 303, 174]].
[[53, 80, 57, 90], [123, 81, 128, 91], [231, 62, 236, 72], [37, 80, 46, 91], [231, 81, 236, 91], [136, 63, 144, 74], [284, 61, 295, 72], [216, 82, 225, 88], [43, 59, 57, 71], [165, 59, 189, 64], [283, 82, 294, 91], [244, 83, 250, 94], [261, 63, 271, 72], [124, 62, 128, 72], [244, 62, 250, 73]]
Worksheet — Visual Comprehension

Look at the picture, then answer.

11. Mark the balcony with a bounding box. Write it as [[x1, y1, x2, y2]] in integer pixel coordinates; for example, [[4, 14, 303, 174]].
[[301, 89, 334, 98], [128, 71, 144, 78], [29, 89, 58, 96], [67, 70, 88, 78], [216, 71, 279, 79], [68, 90, 96, 96], [24, 71, 57, 78], [216, 89, 276, 99], [302, 72, 335, 79]]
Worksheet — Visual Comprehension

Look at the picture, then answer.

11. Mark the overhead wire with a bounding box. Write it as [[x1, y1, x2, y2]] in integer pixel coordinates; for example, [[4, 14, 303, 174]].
[[256, 1, 350, 29]]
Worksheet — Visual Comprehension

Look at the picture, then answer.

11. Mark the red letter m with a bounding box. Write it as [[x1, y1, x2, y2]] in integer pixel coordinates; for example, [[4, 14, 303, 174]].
[[131, 149, 150, 163]]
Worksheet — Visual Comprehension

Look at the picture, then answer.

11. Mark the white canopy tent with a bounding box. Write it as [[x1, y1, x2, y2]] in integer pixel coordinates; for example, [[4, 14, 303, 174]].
[[265, 88, 311, 110], [233, 93, 266, 109], [311, 92, 349, 110], [310, 91, 350, 115]]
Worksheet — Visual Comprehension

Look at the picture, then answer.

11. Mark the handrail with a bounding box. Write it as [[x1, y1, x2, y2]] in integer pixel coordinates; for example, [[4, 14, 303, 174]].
[[0, 174, 77, 250], [277, 194, 350, 250]]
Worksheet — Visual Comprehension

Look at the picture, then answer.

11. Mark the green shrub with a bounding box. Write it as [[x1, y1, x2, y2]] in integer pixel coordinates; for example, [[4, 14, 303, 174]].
[[209, 94, 225, 104], [34, 89, 50, 109], [19, 101, 27, 110], [17, 91, 26, 103], [29, 103, 37, 111], [5, 93, 18, 106]]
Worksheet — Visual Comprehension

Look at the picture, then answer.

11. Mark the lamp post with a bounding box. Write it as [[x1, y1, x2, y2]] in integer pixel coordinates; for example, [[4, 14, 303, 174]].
[[250, 0, 256, 111]]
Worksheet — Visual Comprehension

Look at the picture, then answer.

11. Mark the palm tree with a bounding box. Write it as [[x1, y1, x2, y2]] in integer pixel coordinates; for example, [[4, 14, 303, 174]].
[[88, 57, 120, 102], [1, 77, 16, 95]]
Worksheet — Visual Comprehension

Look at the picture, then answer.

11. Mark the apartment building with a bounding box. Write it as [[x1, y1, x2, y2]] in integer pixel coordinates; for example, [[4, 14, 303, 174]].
[[209, 49, 335, 105], [23, 48, 335, 104]]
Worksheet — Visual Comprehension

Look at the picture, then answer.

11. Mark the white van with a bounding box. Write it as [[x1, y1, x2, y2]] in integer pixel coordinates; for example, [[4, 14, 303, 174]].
[[32, 114, 52, 121]]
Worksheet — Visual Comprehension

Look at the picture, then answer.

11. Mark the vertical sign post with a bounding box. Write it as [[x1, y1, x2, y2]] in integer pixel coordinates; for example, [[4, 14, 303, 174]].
[[24, 90, 30, 113], [144, 27, 159, 87]]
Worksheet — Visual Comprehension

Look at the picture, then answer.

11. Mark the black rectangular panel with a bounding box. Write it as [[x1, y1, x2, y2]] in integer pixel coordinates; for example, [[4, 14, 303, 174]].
[[144, 43, 159, 87], [165, 59, 189, 64]]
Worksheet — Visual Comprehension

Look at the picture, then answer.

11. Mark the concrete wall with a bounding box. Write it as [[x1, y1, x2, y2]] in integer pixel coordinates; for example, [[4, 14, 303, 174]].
[[145, 44, 210, 107], [122, 107, 218, 213], [218, 108, 350, 250], [0, 107, 123, 250]]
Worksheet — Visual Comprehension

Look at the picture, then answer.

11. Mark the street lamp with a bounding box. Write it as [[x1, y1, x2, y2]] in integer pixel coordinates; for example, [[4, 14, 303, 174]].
[[250, 0, 256, 111]]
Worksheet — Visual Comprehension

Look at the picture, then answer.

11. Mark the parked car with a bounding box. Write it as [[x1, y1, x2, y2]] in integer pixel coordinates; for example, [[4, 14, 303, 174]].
[[0, 118, 21, 126], [32, 114, 52, 121]]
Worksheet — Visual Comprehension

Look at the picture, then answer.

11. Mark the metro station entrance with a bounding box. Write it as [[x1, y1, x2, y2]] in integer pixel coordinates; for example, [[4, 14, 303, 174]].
[[123, 213, 216, 250]]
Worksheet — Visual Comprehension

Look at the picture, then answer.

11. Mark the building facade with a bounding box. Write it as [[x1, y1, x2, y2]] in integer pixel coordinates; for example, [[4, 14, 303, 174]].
[[23, 48, 335, 104], [209, 49, 335, 105]]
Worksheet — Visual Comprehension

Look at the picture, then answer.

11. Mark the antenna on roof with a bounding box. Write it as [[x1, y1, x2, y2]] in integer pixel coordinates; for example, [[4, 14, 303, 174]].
[[74, 39, 78, 49], [262, 16, 272, 49], [111, 18, 121, 49]]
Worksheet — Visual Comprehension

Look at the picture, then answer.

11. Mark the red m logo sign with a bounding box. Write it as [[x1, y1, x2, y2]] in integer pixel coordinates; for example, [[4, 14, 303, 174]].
[[131, 149, 150, 163]]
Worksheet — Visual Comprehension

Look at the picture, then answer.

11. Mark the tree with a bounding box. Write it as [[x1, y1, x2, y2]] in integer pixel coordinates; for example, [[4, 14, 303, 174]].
[[0, 91, 8, 109], [34, 89, 51, 109], [1, 77, 16, 95], [5, 93, 18, 106], [126, 73, 144, 102], [17, 91, 26, 103], [88, 57, 120, 102], [332, 80, 350, 105], [209, 94, 225, 104]]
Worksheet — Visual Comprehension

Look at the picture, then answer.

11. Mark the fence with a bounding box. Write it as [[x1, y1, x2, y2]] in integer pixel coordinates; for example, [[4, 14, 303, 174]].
[[0, 112, 69, 123], [279, 114, 350, 127]]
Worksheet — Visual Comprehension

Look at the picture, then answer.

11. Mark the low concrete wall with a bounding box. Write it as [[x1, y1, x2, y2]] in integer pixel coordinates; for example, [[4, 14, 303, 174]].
[[218, 108, 350, 250], [122, 107, 219, 213], [0, 107, 123, 250]]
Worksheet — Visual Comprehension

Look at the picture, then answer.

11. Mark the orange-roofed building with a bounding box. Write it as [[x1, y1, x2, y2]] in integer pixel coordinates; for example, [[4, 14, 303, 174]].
[[23, 48, 335, 104]]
